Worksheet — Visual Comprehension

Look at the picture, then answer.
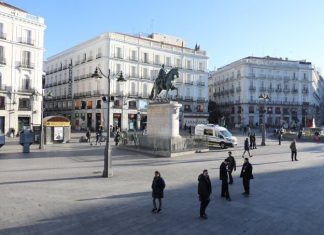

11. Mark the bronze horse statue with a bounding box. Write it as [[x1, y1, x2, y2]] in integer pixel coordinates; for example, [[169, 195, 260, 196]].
[[149, 67, 179, 100]]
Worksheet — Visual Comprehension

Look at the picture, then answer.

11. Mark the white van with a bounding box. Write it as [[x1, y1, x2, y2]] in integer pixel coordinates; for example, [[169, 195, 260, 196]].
[[195, 124, 237, 149]]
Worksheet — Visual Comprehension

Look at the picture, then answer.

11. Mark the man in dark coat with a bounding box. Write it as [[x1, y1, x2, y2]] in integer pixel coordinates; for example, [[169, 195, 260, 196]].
[[240, 158, 253, 196], [198, 169, 212, 219], [151, 171, 166, 213], [220, 159, 231, 201], [226, 151, 236, 184], [242, 138, 252, 158], [278, 129, 283, 145], [290, 139, 298, 161]]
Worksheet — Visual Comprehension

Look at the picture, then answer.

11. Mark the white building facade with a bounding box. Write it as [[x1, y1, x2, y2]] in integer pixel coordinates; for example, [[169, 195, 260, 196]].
[[0, 3, 46, 135], [44, 32, 209, 131], [209, 56, 321, 128]]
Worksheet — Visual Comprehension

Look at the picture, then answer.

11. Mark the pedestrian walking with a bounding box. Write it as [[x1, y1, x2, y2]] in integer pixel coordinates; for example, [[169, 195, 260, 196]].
[[290, 139, 298, 161], [247, 126, 251, 136], [252, 133, 257, 149], [95, 130, 101, 145], [249, 132, 253, 148], [226, 151, 236, 184], [240, 158, 254, 196], [220, 159, 231, 201], [278, 129, 283, 145], [114, 131, 120, 146], [86, 129, 91, 142], [151, 171, 166, 213], [242, 138, 252, 158], [198, 169, 212, 219]]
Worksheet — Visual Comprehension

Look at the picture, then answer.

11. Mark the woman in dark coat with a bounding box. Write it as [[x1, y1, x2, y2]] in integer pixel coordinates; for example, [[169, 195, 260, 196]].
[[151, 171, 165, 213], [242, 138, 252, 158]]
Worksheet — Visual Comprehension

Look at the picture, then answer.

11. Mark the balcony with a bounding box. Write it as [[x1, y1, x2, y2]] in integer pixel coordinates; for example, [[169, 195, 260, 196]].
[[129, 92, 139, 98], [74, 60, 80, 66], [18, 62, 34, 69], [18, 106, 31, 111], [249, 86, 256, 91], [302, 89, 309, 94], [196, 81, 205, 86], [0, 57, 6, 65], [129, 57, 138, 62], [283, 88, 290, 93], [236, 87, 241, 92], [267, 87, 274, 93], [0, 32, 6, 40], [229, 88, 234, 94], [87, 56, 93, 62], [81, 58, 86, 64], [96, 53, 102, 59], [113, 104, 122, 109], [184, 81, 194, 85], [275, 88, 282, 93], [197, 97, 205, 102], [184, 96, 193, 101], [259, 87, 266, 92], [291, 89, 298, 94], [18, 37, 34, 46]]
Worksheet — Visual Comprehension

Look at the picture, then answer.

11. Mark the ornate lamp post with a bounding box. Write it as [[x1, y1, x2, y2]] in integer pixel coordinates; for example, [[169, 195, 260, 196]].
[[92, 67, 126, 178], [259, 93, 271, 146]]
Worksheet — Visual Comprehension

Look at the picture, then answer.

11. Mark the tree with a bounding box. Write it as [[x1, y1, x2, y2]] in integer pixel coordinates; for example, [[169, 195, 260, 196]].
[[208, 101, 223, 124]]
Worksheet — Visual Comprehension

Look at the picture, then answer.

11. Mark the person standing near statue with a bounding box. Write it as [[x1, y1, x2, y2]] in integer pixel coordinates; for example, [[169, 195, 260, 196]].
[[219, 159, 231, 201], [240, 158, 254, 196]]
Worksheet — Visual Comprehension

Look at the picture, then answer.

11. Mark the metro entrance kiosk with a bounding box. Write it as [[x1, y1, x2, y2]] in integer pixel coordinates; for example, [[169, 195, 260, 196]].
[[42, 116, 71, 144]]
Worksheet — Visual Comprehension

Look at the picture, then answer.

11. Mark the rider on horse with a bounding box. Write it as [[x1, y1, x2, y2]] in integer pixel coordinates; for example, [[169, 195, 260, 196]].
[[157, 64, 167, 89]]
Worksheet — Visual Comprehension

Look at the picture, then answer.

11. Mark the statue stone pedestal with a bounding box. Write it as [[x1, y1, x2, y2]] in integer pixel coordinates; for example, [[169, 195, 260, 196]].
[[147, 101, 182, 138]]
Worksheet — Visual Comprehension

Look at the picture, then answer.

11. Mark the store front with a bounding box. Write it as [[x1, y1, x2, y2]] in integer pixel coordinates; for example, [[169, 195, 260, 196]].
[[128, 114, 137, 130]]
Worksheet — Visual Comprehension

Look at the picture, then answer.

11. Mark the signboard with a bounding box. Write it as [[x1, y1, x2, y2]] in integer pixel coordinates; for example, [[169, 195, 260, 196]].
[[44, 121, 70, 127], [54, 127, 64, 140]]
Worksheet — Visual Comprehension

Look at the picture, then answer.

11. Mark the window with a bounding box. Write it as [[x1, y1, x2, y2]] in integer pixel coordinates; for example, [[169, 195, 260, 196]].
[[176, 58, 181, 67], [154, 55, 160, 65], [166, 57, 171, 66], [249, 106, 254, 113], [23, 29, 33, 45], [87, 101, 93, 109], [18, 98, 31, 110], [204, 129, 213, 136], [143, 53, 149, 63], [143, 84, 148, 97], [186, 60, 192, 69], [129, 101, 136, 109], [22, 51, 31, 67], [275, 107, 281, 114], [131, 50, 136, 60], [21, 75, 31, 90], [143, 68, 148, 79], [96, 48, 102, 58], [131, 66, 136, 77], [0, 96, 5, 109], [116, 47, 122, 58], [198, 62, 204, 71], [116, 64, 121, 74], [81, 101, 86, 109], [0, 46, 4, 64], [131, 82, 136, 95], [0, 23, 4, 39]]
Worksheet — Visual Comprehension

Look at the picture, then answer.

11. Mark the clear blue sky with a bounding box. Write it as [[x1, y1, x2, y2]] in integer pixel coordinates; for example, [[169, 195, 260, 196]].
[[6, 0, 324, 72]]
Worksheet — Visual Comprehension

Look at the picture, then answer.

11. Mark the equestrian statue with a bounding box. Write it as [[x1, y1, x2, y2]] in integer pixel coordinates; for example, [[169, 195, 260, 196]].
[[149, 64, 179, 100]]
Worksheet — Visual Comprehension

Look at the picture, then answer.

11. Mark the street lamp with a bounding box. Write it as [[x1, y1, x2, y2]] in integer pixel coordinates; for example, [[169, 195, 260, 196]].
[[34, 89, 52, 150], [91, 67, 126, 178], [258, 93, 271, 146]]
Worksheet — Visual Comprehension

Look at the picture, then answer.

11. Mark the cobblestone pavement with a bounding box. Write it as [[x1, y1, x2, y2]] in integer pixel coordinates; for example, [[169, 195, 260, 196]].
[[0, 135, 324, 235]]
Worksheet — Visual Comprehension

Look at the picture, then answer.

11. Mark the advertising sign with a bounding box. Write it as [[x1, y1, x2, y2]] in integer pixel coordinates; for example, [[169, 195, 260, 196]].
[[54, 127, 64, 140]]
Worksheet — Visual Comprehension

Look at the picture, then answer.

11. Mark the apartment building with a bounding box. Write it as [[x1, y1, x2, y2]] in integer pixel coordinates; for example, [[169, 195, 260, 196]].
[[0, 2, 46, 134], [44, 32, 209, 131], [209, 56, 322, 128]]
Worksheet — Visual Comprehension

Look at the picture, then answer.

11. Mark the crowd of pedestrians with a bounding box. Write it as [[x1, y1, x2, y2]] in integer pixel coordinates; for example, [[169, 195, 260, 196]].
[[148, 128, 301, 220]]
